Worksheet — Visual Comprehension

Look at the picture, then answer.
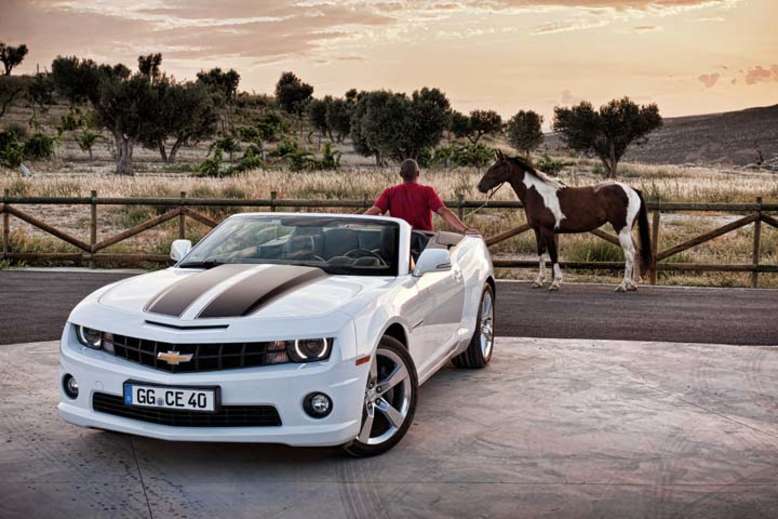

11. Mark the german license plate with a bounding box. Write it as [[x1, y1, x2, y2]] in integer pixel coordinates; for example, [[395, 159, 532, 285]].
[[123, 382, 218, 412]]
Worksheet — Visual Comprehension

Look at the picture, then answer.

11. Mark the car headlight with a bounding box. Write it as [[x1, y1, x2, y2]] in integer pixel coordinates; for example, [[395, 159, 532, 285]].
[[76, 325, 103, 349], [74, 325, 114, 352], [288, 338, 333, 363]]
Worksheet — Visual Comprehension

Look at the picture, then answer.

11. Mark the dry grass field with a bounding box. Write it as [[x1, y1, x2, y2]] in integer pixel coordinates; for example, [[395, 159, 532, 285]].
[[2, 154, 777, 288]]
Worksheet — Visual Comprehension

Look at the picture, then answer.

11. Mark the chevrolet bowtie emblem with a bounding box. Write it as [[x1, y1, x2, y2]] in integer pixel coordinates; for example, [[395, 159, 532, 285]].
[[157, 350, 193, 365]]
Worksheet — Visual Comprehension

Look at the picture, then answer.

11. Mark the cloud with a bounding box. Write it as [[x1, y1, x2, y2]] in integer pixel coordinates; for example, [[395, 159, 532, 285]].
[[744, 65, 778, 85], [697, 72, 720, 88], [0, 0, 394, 67], [560, 89, 583, 105], [532, 19, 610, 35]]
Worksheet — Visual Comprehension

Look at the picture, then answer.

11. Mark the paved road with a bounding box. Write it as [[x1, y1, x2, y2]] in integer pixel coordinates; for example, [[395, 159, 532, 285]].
[[2, 337, 777, 518], [1, 270, 776, 345]]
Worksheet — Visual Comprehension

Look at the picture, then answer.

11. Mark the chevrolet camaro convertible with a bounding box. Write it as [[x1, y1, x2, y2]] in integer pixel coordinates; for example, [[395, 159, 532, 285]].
[[59, 213, 495, 456]]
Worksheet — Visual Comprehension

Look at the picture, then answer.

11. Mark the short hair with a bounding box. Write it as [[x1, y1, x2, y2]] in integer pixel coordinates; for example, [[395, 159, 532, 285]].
[[399, 159, 420, 181]]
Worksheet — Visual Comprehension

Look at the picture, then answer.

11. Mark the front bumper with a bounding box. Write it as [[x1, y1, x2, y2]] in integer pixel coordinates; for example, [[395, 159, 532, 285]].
[[58, 324, 368, 447]]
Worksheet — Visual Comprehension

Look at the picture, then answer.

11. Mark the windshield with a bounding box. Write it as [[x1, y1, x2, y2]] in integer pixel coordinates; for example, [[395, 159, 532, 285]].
[[179, 215, 400, 276]]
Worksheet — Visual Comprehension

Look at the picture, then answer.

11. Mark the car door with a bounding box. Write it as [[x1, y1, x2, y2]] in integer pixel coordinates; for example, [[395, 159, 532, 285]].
[[408, 259, 465, 377]]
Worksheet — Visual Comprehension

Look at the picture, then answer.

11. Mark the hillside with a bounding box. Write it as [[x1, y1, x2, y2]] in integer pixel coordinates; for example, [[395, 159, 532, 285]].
[[545, 104, 778, 168]]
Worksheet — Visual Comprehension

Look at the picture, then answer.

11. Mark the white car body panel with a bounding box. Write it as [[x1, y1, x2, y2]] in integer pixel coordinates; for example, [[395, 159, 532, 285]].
[[58, 213, 494, 446]]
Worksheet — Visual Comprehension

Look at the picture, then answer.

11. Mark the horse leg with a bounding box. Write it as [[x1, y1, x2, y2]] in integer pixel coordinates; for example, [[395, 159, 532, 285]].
[[532, 228, 547, 288], [616, 228, 637, 292], [544, 228, 562, 291]]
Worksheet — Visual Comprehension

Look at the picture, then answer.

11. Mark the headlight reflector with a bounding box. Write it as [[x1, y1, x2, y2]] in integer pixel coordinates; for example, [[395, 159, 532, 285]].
[[76, 325, 103, 349], [288, 338, 332, 362]]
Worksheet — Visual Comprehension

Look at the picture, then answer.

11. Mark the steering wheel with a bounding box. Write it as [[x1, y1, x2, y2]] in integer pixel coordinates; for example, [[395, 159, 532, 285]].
[[344, 248, 387, 266]]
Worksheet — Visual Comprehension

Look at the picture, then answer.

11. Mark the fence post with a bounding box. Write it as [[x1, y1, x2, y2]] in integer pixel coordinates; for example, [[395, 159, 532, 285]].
[[89, 190, 97, 268], [270, 191, 277, 212], [752, 196, 762, 288], [650, 210, 660, 285], [363, 194, 369, 212], [179, 191, 186, 239], [2, 189, 8, 262], [457, 193, 465, 221]]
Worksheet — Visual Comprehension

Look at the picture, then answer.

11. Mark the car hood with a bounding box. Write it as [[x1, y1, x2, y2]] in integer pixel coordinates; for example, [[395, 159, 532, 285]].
[[97, 264, 394, 321]]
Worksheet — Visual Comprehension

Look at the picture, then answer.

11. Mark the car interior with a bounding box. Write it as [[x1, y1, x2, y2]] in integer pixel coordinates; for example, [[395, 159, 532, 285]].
[[253, 226, 464, 271]]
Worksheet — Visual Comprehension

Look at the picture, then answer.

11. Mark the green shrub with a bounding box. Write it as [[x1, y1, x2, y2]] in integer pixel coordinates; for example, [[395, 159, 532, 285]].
[[211, 135, 240, 160], [198, 149, 226, 177], [0, 130, 24, 168], [271, 140, 315, 172], [535, 153, 572, 175], [23, 133, 56, 160], [432, 142, 493, 168], [232, 144, 264, 173], [318, 142, 341, 170]]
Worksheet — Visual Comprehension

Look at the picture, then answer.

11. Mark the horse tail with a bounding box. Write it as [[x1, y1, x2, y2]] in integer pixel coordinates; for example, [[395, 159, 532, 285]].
[[634, 188, 653, 276]]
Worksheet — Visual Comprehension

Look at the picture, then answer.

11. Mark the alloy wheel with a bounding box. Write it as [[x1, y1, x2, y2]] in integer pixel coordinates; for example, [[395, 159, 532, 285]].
[[479, 291, 494, 359], [358, 347, 412, 446]]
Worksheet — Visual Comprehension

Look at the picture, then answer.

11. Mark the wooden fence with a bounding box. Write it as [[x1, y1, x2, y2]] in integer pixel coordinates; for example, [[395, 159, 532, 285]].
[[1, 190, 777, 287]]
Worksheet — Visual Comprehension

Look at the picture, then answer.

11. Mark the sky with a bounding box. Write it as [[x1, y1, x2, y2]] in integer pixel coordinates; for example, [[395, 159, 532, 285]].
[[2, 0, 777, 125]]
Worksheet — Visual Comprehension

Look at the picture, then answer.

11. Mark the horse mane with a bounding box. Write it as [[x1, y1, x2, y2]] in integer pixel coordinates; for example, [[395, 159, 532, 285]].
[[507, 155, 566, 189]]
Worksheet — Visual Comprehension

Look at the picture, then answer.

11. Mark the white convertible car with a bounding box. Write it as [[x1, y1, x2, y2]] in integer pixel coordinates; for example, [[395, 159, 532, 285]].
[[59, 213, 495, 456]]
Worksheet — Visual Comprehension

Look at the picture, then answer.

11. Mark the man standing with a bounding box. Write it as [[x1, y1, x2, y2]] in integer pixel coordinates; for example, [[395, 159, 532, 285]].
[[365, 159, 474, 233]]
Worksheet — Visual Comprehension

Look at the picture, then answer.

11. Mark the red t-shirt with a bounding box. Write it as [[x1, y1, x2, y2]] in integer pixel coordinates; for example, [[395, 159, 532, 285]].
[[374, 182, 444, 231]]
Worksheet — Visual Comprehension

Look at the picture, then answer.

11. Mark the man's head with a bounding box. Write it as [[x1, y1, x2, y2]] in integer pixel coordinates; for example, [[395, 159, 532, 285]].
[[400, 159, 420, 182]]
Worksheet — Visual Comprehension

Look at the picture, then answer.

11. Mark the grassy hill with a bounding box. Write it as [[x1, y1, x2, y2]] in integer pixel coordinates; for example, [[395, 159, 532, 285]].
[[545, 104, 778, 168]]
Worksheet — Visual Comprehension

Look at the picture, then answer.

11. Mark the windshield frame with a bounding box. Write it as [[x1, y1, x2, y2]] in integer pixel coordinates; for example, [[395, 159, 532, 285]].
[[177, 213, 405, 277]]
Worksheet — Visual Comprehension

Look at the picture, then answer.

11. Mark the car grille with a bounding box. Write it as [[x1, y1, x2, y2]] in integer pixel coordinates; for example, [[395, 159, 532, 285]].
[[109, 333, 287, 373], [92, 393, 282, 427]]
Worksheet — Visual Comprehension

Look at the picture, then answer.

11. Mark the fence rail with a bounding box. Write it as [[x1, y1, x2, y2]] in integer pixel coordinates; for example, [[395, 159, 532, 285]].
[[2, 191, 776, 287]]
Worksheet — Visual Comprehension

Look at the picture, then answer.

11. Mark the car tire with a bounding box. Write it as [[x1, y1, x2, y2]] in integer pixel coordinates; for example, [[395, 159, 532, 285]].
[[343, 336, 418, 457], [452, 284, 495, 369]]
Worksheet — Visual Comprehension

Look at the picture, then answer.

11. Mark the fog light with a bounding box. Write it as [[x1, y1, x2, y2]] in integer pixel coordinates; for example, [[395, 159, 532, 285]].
[[63, 374, 79, 399], [303, 392, 332, 418]]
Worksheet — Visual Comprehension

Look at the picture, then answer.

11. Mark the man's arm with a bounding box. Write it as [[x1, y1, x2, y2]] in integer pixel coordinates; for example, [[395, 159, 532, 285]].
[[365, 188, 390, 216], [436, 206, 478, 234]]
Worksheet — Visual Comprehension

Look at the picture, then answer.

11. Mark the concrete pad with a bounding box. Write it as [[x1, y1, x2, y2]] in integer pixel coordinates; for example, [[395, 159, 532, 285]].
[[0, 338, 776, 518]]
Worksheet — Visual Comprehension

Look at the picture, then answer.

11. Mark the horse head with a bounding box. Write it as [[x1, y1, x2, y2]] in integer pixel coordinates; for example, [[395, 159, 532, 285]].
[[477, 150, 523, 193]]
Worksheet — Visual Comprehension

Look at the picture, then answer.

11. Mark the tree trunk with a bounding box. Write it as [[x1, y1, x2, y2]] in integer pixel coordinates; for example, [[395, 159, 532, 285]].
[[158, 140, 168, 163], [88, 148, 93, 161], [607, 141, 617, 178], [115, 133, 134, 176], [169, 139, 184, 164]]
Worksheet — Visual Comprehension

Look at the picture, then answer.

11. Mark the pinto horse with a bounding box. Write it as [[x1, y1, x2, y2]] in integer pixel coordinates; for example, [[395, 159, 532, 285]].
[[477, 151, 652, 291]]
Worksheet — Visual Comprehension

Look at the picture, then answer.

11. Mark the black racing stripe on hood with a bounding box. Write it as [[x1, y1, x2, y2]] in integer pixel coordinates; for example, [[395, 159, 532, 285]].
[[197, 265, 327, 318], [145, 264, 256, 317]]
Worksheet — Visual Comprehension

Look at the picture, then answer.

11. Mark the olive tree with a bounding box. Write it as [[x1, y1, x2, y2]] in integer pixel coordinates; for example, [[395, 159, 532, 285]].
[[140, 79, 219, 163], [196, 67, 240, 101], [450, 109, 502, 144], [307, 96, 331, 145], [326, 96, 354, 142], [275, 72, 313, 140], [0, 43, 28, 76], [350, 87, 450, 164], [52, 55, 156, 175], [553, 97, 662, 177], [506, 110, 544, 157]]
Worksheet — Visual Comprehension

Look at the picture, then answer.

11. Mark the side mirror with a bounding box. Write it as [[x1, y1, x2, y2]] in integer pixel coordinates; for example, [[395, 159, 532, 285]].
[[170, 239, 192, 263], [413, 248, 451, 277]]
